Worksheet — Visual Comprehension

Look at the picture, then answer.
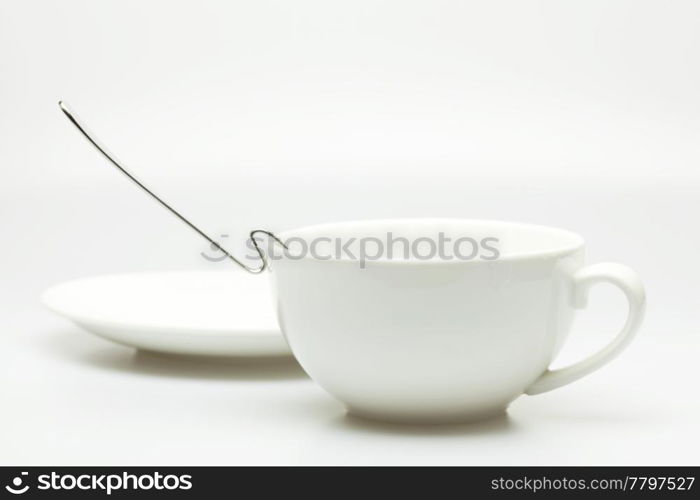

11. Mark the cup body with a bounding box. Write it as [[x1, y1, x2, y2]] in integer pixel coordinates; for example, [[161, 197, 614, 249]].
[[270, 219, 585, 422]]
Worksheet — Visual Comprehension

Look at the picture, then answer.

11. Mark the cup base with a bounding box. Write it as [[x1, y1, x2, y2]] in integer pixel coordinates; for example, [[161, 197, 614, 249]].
[[345, 405, 508, 425]]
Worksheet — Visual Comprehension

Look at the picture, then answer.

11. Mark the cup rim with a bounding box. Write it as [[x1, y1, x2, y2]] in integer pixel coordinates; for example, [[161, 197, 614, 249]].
[[275, 218, 585, 264]]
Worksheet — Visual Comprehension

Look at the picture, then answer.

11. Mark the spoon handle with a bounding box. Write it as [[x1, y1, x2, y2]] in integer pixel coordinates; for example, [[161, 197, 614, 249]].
[[58, 101, 275, 273]]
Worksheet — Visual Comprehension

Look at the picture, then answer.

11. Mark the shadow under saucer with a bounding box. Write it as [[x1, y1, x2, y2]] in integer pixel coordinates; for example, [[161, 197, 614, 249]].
[[44, 328, 309, 381], [128, 350, 308, 381]]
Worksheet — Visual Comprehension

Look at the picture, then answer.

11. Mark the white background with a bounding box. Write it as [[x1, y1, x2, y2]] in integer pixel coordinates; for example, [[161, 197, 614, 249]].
[[1, 0, 698, 465]]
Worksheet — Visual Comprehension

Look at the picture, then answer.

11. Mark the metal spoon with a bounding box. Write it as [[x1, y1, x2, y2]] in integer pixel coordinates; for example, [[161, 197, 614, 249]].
[[58, 101, 282, 273]]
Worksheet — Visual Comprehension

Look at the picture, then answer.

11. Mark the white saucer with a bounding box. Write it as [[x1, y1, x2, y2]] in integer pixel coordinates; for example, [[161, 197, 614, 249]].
[[42, 271, 290, 357]]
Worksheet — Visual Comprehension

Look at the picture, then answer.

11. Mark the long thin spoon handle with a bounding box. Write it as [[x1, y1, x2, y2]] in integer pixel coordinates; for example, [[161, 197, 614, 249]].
[[58, 100, 270, 273]]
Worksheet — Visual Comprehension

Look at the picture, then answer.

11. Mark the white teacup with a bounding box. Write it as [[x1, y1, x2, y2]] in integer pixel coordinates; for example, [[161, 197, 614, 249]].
[[269, 219, 645, 423]]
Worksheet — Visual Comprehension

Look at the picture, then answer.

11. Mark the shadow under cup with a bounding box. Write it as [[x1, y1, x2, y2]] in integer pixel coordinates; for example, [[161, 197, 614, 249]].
[[268, 219, 588, 423]]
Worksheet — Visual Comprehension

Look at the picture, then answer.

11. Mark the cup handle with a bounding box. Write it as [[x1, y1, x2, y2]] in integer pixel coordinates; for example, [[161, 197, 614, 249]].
[[525, 263, 646, 395]]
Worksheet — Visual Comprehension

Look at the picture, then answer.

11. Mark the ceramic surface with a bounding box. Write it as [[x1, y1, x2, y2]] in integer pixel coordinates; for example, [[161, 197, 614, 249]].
[[271, 219, 645, 422], [43, 271, 289, 357]]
